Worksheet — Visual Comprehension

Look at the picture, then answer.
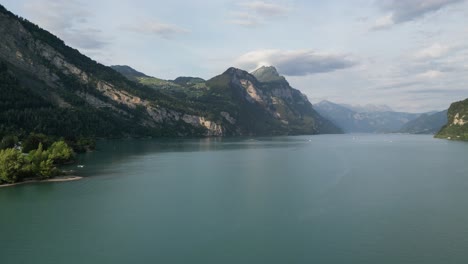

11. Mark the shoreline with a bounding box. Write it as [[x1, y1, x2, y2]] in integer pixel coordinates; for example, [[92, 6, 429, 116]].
[[0, 176, 83, 188]]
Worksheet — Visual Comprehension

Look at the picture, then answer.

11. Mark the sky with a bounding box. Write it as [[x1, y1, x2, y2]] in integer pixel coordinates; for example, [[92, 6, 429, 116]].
[[2, 0, 468, 112]]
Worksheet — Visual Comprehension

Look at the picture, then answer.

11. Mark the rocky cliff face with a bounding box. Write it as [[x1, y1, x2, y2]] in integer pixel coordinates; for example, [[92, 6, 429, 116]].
[[202, 67, 342, 135], [436, 98, 468, 140]]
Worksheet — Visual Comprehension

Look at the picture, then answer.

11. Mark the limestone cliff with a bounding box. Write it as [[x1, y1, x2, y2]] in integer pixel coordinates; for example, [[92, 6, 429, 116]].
[[436, 98, 468, 141]]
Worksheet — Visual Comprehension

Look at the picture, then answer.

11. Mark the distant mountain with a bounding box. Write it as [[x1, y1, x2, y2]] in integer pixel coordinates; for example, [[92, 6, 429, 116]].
[[172, 77, 206, 86], [436, 98, 468, 141], [312, 101, 360, 132], [342, 103, 393, 113], [314, 100, 422, 133], [399, 110, 448, 134], [111, 65, 189, 98]]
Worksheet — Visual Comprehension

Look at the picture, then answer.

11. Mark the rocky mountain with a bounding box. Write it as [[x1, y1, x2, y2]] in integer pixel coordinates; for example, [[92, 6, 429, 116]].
[[0, 4, 340, 138], [399, 110, 448, 134], [114, 65, 342, 135], [314, 100, 422, 133], [436, 98, 468, 141]]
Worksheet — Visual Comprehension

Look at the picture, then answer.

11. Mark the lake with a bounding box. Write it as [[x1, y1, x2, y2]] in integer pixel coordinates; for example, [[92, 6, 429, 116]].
[[1, 134, 468, 263]]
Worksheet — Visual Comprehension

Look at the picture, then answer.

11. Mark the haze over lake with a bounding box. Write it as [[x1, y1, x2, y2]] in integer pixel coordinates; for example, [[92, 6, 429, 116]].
[[1, 135, 468, 263]]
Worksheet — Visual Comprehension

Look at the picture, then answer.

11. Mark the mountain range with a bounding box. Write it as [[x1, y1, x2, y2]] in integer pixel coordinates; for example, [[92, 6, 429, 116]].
[[112, 65, 342, 136], [340, 103, 393, 113], [0, 4, 340, 139], [399, 110, 448, 134], [314, 100, 447, 134]]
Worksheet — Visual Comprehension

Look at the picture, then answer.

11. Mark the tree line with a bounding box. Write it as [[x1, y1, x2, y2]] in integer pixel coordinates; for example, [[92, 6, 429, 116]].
[[0, 136, 74, 184]]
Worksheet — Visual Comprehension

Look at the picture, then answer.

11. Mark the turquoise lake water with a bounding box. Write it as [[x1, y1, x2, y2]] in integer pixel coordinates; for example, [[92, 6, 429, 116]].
[[1, 134, 468, 263]]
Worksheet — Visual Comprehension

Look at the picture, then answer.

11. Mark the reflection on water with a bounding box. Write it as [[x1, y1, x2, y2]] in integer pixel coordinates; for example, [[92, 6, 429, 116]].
[[72, 136, 310, 177]]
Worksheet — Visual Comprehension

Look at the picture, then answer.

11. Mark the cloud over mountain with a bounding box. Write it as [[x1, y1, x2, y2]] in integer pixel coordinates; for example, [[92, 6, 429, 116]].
[[235, 49, 356, 76]]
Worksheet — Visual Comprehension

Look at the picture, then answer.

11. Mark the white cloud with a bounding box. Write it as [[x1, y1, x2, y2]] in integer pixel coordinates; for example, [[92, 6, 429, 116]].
[[372, 0, 464, 29], [414, 43, 451, 59], [417, 70, 444, 79], [122, 21, 189, 39], [227, 12, 261, 27], [239, 1, 290, 17], [235, 49, 356, 76], [228, 1, 291, 27], [372, 14, 394, 30]]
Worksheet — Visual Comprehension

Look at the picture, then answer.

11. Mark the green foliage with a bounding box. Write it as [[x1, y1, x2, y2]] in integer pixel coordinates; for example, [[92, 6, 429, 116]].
[[0, 140, 74, 184], [137, 77, 179, 88], [172, 77, 206, 86], [0, 135, 19, 150], [22, 133, 52, 153], [67, 137, 96, 153], [0, 148, 26, 183], [47, 141, 74, 164], [0, 62, 156, 139], [39, 159, 57, 179], [0, 62, 52, 112], [435, 98, 468, 141], [27, 143, 48, 176]]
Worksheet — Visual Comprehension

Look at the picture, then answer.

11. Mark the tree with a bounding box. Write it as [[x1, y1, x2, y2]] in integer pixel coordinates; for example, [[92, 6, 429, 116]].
[[22, 133, 52, 153], [0, 148, 26, 183], [39, 159, 56, 179], [47, 141, 74, 164], [69, 137, 96, 153], [0, 61, 7, 72], [27, 143, 47, 176], [0, 135, 18, 150]]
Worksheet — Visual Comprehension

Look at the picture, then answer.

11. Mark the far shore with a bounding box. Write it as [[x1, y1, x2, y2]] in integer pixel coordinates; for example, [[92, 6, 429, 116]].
[[0, 176, 83, 188]]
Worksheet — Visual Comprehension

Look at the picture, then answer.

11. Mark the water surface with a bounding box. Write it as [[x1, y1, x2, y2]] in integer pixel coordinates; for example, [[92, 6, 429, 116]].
[[1, 135, 468, 263]]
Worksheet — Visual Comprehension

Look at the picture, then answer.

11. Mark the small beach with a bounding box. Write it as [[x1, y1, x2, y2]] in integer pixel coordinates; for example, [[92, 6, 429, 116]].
[[0, 176, 82, 188]]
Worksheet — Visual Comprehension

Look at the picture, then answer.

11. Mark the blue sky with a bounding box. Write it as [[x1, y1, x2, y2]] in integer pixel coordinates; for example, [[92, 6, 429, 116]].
[[2, 0, 468, 112]]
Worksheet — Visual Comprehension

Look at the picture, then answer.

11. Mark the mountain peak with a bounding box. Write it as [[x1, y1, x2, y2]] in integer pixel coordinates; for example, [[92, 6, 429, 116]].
[[317, 100, 336, 106], [222, 67, 252, 78], [251, 66, 286, 83], [255, 65, 279, 74]]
